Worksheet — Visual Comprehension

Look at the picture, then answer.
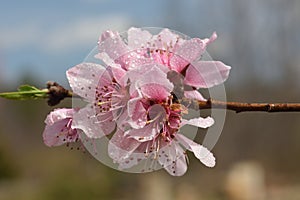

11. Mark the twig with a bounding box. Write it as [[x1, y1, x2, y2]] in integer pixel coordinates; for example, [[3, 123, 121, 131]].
[[2, 82, 300, 112], [181, 98, 300, 113], [46, 81, 73, 106], [45, 84, 300, 112]]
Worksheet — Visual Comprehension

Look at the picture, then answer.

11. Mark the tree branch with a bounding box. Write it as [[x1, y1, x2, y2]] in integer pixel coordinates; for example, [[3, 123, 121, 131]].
[[2, 82, 300, 113], [181, 98, 300, 113]]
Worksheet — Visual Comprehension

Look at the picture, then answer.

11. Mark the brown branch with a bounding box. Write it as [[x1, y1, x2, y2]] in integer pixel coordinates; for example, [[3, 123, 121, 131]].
[[46, 81, 73, 106], [46, 82, 300, 113], [181, 98, 300, 113]]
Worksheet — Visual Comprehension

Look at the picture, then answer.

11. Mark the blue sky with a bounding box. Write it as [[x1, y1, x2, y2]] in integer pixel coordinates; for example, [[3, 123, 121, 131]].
[[0, 0, 232, 86], [1, 0, 300, 87], [0, 0, 174, 85]]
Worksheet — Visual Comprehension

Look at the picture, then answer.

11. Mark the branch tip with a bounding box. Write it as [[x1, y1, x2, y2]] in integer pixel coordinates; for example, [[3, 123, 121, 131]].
[[46, 81, 71, 106]]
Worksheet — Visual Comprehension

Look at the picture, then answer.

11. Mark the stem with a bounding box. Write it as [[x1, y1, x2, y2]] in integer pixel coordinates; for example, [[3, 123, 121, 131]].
[[2, 83, 300, 113], [46, 81, 73, 106], [181, 98, 300, 113]]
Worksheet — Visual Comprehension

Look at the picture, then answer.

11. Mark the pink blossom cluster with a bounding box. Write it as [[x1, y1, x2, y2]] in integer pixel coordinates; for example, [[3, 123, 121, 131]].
[[43, 27, 231, 176]]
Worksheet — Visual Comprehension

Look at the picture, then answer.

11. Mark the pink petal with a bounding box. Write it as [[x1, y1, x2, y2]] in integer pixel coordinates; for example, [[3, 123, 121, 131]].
[[164, 153, 187, 176], [72, 106, 115, 138], [181, 116, 214, 128], [94, 52, 121, 69], [98, 30, 129, 61], [184, 61, 231, 88], [125, 125, 158, 142], [43, 108, 78, 147], [158, 141, 187, 176], [43, 119, 72, 147], [110, 65, 127, 86], [117, 152, 147, 170], [95, 52, 128, 85], [190, 144, 216, 168], [202, 31, 217, 46], [66, 63, 109, 101], [158, 141, 176, 167], [138, 65, 172, 88], [126, 64, 170, 87], [184, 90, 206, 101], [127, 97, 147, 129], [108, 128, 141, 163], [127, 27, 153, 49], [175, 134, 216, 167], [140, 84, 171, 101], [137, 66, 173, 101], [170, 38, 205, 72], [45, 108, 74, 125], [127, 104, 166, 142], [170, 32, 218, 73], [153, 28, 180, 50], [43, 119, 78, 147]]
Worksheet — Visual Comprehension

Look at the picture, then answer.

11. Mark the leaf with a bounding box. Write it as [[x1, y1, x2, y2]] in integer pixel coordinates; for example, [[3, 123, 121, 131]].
[[18, 85, 40, 92], [0, 85, 48, 100]]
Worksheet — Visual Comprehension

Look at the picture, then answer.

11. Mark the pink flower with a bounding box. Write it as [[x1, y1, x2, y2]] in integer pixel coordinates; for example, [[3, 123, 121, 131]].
[[106, 64, 216, 176], [66, 63, 129, 138], [98, 27, 231, 101], [52, 27, 231, 176], [108, 113, 215, 176], [43, 108, 79, 147]]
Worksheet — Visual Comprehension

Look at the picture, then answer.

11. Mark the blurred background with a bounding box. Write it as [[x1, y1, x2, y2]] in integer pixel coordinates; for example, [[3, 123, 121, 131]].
[[1, 0, 300, 199]]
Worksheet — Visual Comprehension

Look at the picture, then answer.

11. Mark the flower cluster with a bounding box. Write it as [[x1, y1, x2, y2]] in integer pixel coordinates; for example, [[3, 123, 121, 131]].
[[43, 27, 231, 176]]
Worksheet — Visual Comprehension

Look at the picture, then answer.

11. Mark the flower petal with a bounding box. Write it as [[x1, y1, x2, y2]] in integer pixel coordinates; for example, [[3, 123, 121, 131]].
[[181, 116, 214, 128], [98, 30, 129, 61], [164, 153, 187, 176], [158, 141, 188, 176], [72, 105, 115, 138], [127, 104, 166, 141], [66, 63, 109, 101], [184, 90, 206, 101], [128, 27, 153, 49], [170, 38, 205, 72], [153, 28, 180, 50], [190, 144, 216, 168], [94, 52, 121, 68], [43, 108, 78, 147], [184, 61, 231, 88], [45, 108, 74, 125], [169, 32, 216, 73], [108, 128, 141, 164], [117, 152, 147, 170], [202, 31, 217, 46], [43, 119, 74, 147], [127, 97, 147, 129], [176, 134, 216, 167], [136, 66, 173, 101], [126, 125, 158, 142]]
